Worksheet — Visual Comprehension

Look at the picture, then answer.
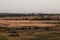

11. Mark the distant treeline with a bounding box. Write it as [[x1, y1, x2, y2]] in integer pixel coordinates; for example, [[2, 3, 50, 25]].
[[0, 13, 60, 17], [0, 13, 60, 20]]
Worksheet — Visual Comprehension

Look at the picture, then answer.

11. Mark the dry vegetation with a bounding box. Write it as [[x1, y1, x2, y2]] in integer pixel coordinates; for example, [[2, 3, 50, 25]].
[[0, 14, 60, 40]]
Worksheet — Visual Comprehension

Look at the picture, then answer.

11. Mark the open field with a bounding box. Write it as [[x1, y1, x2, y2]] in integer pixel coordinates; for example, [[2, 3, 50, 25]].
[[0, 20, 59, 27], [0, 14, 60, 40]]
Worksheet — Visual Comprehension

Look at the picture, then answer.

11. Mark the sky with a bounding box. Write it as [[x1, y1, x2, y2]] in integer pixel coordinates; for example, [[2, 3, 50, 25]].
[[0, 0, 60, 13]]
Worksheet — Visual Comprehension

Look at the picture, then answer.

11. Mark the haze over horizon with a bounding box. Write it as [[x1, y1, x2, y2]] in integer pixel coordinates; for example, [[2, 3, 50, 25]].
[[0, 0, 60, 14]]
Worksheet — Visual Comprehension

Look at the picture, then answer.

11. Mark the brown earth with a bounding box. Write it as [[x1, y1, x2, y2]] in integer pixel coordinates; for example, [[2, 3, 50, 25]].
[[0, 16, 60, 40], [0, 20, 59, 27]]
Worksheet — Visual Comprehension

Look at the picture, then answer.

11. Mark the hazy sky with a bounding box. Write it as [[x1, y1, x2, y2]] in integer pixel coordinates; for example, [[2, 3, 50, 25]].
[[0, 0, 60, 13]]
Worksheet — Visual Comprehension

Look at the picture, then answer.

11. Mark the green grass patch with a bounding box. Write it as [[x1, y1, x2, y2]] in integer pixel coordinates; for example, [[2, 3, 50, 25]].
[[34, 35, 48, 40], [0, 35, 8, 40]]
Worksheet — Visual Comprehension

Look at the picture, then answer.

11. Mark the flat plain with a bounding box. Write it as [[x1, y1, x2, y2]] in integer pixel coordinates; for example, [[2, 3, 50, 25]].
[[0, 14, 60, 40]]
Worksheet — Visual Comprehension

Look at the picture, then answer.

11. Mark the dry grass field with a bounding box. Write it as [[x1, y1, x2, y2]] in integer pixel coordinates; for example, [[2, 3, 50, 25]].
[[0, 14, 60, 40]]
